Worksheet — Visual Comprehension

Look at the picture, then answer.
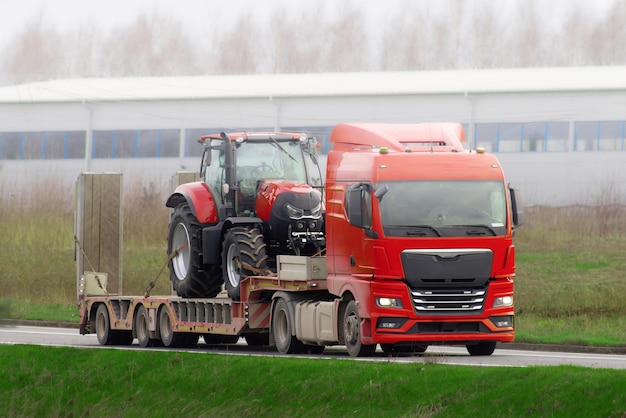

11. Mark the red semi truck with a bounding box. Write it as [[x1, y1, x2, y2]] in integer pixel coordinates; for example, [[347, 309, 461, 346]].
[[77, 123, 521, 357]]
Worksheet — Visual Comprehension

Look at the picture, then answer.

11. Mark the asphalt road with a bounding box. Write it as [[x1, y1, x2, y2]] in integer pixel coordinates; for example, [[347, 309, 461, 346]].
[[1, 324, 625, 369]]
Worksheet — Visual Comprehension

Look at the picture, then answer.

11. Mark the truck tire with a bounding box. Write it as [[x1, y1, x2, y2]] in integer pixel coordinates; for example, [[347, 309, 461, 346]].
[[135, 305, 160, 347], [341, 300, 376, 357], [222, 226, 269, 301], [159, 307, 185, 348], [95, 304, 133, 346], [168, 204, 222, 298], [466, 341, 497, 356], [272, 298, 304, 354], [95, 304, 114, 346]]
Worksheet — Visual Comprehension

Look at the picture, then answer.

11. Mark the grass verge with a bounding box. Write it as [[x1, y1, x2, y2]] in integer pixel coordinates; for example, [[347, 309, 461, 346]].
[[1, 345, 625, 418]]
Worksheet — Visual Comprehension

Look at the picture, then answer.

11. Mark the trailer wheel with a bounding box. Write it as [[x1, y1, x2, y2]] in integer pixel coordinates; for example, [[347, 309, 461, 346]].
[[272, 298, 304, 354], [168, 204, 223, 298], [222, 226, 268, 301], [95, 304, 113, 346], [466, 341, 497, 356], [135, 306, 159, 347], [159, 307, 185, 348], [342, 300, 376, 357]]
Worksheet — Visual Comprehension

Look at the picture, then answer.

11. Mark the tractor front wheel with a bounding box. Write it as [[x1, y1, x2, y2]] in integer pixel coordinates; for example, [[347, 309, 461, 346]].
[[222, 226, 268, 301]]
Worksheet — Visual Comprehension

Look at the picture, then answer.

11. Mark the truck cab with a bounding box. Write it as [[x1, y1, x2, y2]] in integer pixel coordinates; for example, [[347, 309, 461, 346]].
[[325, 122, 522, 356]]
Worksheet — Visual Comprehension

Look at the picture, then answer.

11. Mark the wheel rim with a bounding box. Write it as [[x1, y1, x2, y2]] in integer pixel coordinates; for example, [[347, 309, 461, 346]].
[[137, 311, 148, 341], [171, 222, 191, 280], [160, 310, 172, 343], [275, 308, 289, 347], [344, 312, 359, 346], [96, 310, 106, 341], [226, 243, 241, 288]]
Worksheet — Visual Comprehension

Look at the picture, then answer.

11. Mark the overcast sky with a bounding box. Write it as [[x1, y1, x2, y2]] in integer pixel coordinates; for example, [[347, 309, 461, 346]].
[[1, 0, 614, 50]]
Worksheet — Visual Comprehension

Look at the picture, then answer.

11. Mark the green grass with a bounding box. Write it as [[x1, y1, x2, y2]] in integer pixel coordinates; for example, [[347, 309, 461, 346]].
[[0, 345, 625, 418]]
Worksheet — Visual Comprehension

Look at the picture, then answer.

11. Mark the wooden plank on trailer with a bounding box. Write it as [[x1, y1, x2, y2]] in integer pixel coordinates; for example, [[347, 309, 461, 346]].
[[99, 173, 122, 294], [82, 173, 95, 270]]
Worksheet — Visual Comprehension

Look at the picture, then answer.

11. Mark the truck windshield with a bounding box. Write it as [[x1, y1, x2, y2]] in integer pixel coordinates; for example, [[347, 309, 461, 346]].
[[378, 180, 507, 237]]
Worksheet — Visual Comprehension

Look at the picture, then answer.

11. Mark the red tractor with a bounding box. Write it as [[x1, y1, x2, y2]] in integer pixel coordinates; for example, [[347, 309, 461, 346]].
[[166, 132, 325, 300]]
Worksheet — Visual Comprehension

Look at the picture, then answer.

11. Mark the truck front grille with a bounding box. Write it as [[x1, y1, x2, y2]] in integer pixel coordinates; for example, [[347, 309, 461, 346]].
[[411, 287, 486, 315]]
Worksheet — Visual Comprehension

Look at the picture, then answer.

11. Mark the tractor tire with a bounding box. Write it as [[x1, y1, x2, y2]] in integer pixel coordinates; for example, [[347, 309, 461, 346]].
[[222, 226, 269, 301], [168, 204, 222, 298]]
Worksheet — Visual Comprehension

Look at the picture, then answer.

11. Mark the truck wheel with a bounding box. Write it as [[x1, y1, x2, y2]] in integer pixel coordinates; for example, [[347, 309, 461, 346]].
[[466, 341, 497, 356], [95, 304, 133, 346], [168, 204, 223, 298], [342, 300, 376, 357], [222, 226, 268, 301], [159, 307, 185, 348], [272, 298, 304, 354], [95, 304, 113, 346], [135, 306, 159, 348]]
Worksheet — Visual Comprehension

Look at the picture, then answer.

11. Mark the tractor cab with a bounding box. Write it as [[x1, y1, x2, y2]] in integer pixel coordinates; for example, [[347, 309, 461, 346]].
[[199, 132, 322, 218]]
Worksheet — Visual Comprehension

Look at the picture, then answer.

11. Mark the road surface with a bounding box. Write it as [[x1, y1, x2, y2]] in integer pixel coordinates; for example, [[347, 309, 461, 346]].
[[1, 324, 625, 369]]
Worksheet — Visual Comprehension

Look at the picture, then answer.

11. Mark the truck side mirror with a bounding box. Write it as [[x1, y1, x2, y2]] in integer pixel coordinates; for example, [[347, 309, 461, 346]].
[[346, 185, 364, 228], [346, 184, 375, 237], [509, 186, 523, 228]]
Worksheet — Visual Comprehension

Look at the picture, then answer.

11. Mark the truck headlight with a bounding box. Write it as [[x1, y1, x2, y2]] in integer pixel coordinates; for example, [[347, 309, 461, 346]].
[[376, 297, 403, 308], [493, 296, 513, 308]]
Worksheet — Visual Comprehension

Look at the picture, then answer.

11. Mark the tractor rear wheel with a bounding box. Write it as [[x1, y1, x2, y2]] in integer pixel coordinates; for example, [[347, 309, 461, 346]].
[[222, 226, 268, 301], [168, 204, 222, 298]]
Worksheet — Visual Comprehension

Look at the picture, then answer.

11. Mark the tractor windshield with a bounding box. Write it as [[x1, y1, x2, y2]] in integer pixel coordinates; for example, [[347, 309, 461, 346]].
[[236, 140, 307, 184], [204, 138, 309, 206], [378, 180, 507, 237]]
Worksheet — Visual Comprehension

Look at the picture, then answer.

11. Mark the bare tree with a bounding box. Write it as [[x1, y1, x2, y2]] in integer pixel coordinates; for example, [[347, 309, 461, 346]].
[[265, 9, 325, 73], [321, 5, 368, 72], [1, 0, 625, 85], [2, 18, 64, 83], [99, 12, 201, 77], [213, 13, 261, 74]]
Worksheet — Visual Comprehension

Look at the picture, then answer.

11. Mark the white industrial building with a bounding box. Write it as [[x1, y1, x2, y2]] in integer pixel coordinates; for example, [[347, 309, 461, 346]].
[[1, 66, 626, 205]]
